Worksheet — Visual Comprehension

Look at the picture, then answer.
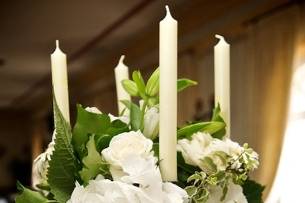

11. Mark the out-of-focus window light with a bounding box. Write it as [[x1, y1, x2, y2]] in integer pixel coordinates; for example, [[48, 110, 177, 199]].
[[266, 64, 305, 203]]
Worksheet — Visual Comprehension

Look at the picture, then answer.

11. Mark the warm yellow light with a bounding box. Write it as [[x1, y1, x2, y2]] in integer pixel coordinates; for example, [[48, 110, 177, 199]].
[[266, 64, 305, 203]]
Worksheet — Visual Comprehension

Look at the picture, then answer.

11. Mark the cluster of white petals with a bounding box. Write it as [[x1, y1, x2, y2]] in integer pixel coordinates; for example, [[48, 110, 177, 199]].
[[69, 130, 188, 203], [178, 132, 258, 171]]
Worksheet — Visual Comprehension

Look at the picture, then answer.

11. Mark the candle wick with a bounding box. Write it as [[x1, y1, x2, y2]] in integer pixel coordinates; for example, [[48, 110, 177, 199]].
[[215, 34, 224, 41], [165, 5, 171, 17], [55, 40, 59, 48], [119, 55, 125, 64]]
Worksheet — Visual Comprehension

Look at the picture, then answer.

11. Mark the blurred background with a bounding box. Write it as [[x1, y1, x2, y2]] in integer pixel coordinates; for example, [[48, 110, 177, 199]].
[[1, 0, 305, 202]]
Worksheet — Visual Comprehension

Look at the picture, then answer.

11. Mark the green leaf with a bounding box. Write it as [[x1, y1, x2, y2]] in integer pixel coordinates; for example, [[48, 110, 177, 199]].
[[146, 68, 160, 96], [177, 121, 225, 139], [210, 104, 226, 139], [79, 135, 108, 184], [121, 79, 139, 96], [177, 78, 197, 92], [185, 185, 198, 197], [72, 104, 111, 158], [132, 70, 146, 97], [242, 179, 265, 203], [47, 98, 79, 203], [200, 157, 217, 174], [122, 100, 143, 131], [130, 102, 142, 130], [152, 143, 159, 158], [15, 182, 48, 203]]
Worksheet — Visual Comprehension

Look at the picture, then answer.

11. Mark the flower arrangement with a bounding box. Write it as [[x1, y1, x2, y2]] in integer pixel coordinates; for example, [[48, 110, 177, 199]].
[[16, 68, 264, 203]]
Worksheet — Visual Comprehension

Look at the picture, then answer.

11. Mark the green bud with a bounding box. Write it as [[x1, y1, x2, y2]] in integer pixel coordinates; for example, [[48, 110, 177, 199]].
[[146, 68, 159, 96], [121, 79, 138, 96]]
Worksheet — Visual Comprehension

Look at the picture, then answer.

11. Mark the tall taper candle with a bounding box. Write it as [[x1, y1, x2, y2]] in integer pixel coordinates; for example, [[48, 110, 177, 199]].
[[114, 55, 131, 114], [51, 40, 70, 123], [159, 5, 177, 181], [214, 35, 230, 137]]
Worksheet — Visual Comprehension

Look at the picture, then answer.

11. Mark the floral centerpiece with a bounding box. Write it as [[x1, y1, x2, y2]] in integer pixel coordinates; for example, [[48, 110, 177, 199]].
[[16, 68, 263, 203]]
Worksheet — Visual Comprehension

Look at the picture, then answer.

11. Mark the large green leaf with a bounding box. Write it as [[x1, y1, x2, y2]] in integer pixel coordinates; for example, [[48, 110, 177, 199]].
[[47, 98, 79, 203], [72, 104, 111, 158], [177, 78, 197, 92], [177, 121, 225, 139], [242, 179, 265, 203], [211, 103, 226, 139], [15, 182, 48, 203], [79, 135, 108, 184]]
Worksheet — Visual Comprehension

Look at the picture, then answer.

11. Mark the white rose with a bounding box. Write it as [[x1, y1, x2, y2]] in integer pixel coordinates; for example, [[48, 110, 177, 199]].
[[177, 132, 213, 167], [207, 182, 248, 203], [143, 107, 159, 139], [102, 131, 154, 179]]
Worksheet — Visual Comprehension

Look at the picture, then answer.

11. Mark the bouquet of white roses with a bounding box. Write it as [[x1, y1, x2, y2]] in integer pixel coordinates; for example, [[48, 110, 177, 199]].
[[16, 68, 264, 203]]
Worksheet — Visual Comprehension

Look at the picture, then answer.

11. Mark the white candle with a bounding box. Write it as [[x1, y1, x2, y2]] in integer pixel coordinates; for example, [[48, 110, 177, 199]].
[[159, 5, 177, 181], [51, 40, 70, 123], [214, 35, 230, 137], [114, 55, 131, 114]]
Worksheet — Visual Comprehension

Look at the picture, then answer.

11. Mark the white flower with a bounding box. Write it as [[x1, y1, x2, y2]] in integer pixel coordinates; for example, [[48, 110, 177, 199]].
[[68, 176, 156, 203], [178, 132, 248, 171], [85, 107, 102, 114], [177, 132, 213, 168], [102, 131, 154, 179], [207, 182, 248, 203], [163, 182, 189, 203], [32, 131, 56, 189], [143, 107, 159, 139], [68, 175, 188, 203]]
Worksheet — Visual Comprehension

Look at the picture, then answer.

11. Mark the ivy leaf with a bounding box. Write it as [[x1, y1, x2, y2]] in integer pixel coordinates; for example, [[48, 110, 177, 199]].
[[72, 104, 111, 158], [242, 179, 265, 203], [79, 135, 108, 184], [201, 157, 217, 174], [47, 97, 79, 203], [15, 182, 48, 203], [177, 78, 197, 92], [177, 121, 225, 139], [210, 103, 226, 139]]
